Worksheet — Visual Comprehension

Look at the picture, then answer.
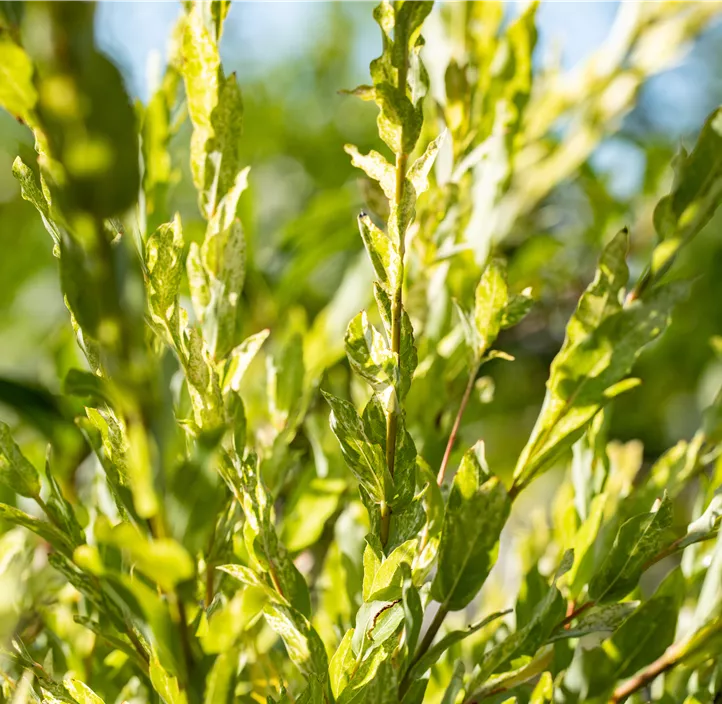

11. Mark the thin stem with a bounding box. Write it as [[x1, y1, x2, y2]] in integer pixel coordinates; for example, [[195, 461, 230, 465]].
[[205, 560, 216, 608], [558, 600, 594, 630], [399, 604, 449, 697], [381, 40, 410, 548], [611, 591, 722, 701], [610, 639, 684, 703], [437, 361, 480, 485]]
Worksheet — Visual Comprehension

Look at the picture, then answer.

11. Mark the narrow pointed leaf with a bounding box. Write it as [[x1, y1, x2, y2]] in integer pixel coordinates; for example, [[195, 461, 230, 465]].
[[431, 443, 511, 611]]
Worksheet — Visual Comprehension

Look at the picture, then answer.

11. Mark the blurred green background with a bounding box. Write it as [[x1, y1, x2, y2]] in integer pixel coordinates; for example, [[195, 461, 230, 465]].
[[1, 0, 722, 475]]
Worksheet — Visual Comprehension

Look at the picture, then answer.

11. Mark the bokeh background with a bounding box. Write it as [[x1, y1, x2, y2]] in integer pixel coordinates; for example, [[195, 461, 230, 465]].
[[2, 0, 722, 477]]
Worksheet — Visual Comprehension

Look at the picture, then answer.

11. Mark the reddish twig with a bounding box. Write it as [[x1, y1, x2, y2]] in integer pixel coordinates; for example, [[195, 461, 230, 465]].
[[437, 362, 479, 485], [610, 640, 683, 703]]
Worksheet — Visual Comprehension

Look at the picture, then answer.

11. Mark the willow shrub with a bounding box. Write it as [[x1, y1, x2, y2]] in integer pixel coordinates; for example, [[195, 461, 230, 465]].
[[1, 2, 722, 704]]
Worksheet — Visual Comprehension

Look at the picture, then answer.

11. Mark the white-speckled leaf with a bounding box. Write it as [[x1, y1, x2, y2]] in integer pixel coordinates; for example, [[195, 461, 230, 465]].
[[345, 311, 397, 392], [323, 391, 389, 504], [346, 144, 395, 201]]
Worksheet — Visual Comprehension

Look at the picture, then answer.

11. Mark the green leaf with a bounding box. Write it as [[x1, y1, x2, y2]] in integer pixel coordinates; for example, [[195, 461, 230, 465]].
[[218, 452, 311, 617], [0, 421, 41, 498], [530, 672, 553, 704], [187, 242, 211, 320], [345, 145, 395, 202], [364, 538, 416, 601], [181, 2, 243, 220], [586, 568, 684, 698], [563, 493, 606, 600], [402, 678, 429, 704], [267, 332, 306, 433], [356, 213, 401, 292], [145, 214, 185, 332], [63, 369, 114, 407], [93, 521, 194, 592], [296, 677, 326, 704], [474, 258, 509, 357], [44, 450, 85, 548], [501, 288, 534, 329], [201, 182, 248, 359], [182, 326, 224, 431], [322, 391, 388, 504], [440, 661, 465, 704], [381, 411, 417, 514], [0, 502, 74, 556], [387, 492, 425, 551], [330, 629, 356, 699], [31, 4, 140, 218], [547, 602, 639, 643], [338, 633, 399, 704], [406, 610, 510, 683], [345, 311, 397, 393], [0, 34, 36, 124], [589, 494, 675, 603], [352, 599, 404, 657], [281, 477, 347, 553], [12, 157, 62, 249], [681, 492, 722, 550], [149, 654, 189, 704], [223, 329, 270, 393], [64, 679, 105, 704], [653, 107, 722, 245], [401, 564, 422, 663], [471, 552, 572, 687], [587, 601, 662, 674], [84, 407, 128, 488], [262, 602, 329, 682], [374, 83, 422, 156], [693, 529, 722, 628], [203, 648, 239, 704], [431, 443, 510, 611], [406, 131, 446, 197], [373, 284, 418, 401], [513, 230, 686, 490]]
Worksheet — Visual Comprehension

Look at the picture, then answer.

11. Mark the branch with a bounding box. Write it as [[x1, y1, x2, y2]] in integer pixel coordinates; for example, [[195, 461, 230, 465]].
[[611, 619, 722, 702], [610, 640, 683, 703], [381, 31, 411, 549], [437, 361, 480, 485]]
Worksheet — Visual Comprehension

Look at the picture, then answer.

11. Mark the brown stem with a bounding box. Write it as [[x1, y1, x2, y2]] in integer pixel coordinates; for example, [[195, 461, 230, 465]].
[[205, 561, 215, 608], [611, 603, 722, 702], [437, 361, 480, 485], [558, 600, 595, 629], [610, 640, 683, 703]]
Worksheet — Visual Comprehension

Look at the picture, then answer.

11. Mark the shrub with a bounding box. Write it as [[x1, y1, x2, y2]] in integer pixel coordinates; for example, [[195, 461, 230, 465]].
[[1, 2, 722, 703]]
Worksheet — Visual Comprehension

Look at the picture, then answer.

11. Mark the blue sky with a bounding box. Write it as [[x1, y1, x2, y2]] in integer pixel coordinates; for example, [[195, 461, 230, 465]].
[[93, 1, 721, 201], [95, 2, 620, 102]]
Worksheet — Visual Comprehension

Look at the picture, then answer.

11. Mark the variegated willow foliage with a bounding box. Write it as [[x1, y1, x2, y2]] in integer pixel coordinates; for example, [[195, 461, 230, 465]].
[[1, 2, 722, 704]]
